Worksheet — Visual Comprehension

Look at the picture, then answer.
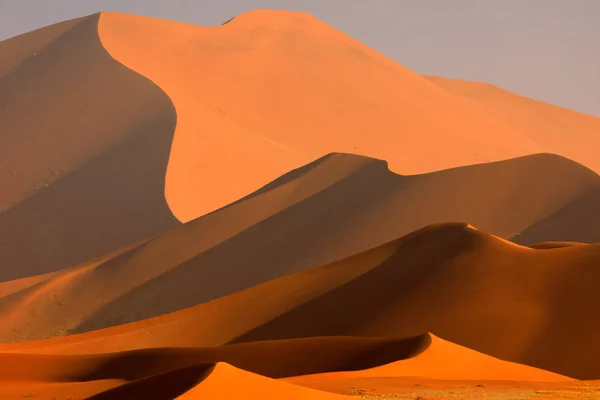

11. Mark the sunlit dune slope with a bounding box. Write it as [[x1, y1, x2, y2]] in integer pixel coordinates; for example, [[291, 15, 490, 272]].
[[98, 10, 549, 221], [0, 14, 180, 281], [2, 223, 600, 378], [0, 334, 567, 399], [426, 76, 600, 174], [287, 334, 571, 382], [1, 153, 598, 343]]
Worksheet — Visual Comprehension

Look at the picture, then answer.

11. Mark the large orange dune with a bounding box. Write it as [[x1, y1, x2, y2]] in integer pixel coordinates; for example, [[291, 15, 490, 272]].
[[0, 14, 179, 281], [2, 223, 600, 379], [1, 153, 599, 344], [96, 10, 600, 222], [2, 10, 600, 281], [0, 334, 568, 399]]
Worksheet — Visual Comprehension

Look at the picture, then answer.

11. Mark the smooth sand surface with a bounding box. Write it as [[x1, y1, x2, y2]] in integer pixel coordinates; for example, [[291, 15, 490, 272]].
[[97, 10, 545, 222], [426, 76, 600, 175], [0, 335, 568, 399], [2, 223, 600, 379], [1, 153, 599, 344], [96, 10, 600, 222], [0, 15, 179, 281], [287, 334, 571, 382], [2, 10, 599, 280]]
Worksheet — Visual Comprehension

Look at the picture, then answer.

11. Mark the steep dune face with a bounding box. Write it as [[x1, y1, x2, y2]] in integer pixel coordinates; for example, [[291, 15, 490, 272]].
[[0, 15, 180, 280], [426, 76, 600, 174], [3, 223, 600, 378], [0, 336, 430, 380], [287, 334, 570, 382], [0, 153, 598, 343], [98, 10, 547, 221]]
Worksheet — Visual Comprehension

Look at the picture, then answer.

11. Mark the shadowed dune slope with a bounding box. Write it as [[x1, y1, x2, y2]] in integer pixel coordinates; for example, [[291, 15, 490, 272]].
[[0, 153, 599, 343], [84, 363, 347, 400], [2, 223, 600, 379], [0, 335, 567, 399], [0, 336, 429, 381], [0, 14, 179, 281], [98, 10, 549, 221], [286, 334, 570, 382], [426, 76, 600, 174]]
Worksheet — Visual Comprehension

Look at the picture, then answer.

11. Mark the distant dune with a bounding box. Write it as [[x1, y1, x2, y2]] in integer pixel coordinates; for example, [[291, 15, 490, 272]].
[[2, 9, 599, 281], [97, 10, 600, 221], [1, 153, 599, 345], [2, 222, 600, 379], [426, 76, 600, 174], [0, 14, 179, 281]]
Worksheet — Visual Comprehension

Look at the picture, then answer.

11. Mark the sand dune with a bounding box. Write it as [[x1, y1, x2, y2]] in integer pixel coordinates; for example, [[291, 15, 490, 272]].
[[97, 10, 548, 221], [2, 223, 600, 379], [0, 334, 566, 399], [1, 153, 599, 343], [0, 14, 179, 281], [2, 9, 600, 399], [287, 334, 570, 382], [96, 10, 600, 222], [426, 76, 600, 174], [2, 10, 598, 284]]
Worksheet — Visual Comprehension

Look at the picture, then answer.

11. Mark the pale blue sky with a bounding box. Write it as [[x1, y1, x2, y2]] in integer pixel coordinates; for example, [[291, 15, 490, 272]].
[[1, 0, 598, 116]]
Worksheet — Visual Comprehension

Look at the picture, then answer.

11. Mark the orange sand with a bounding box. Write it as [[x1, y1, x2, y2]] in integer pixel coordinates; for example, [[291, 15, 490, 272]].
[[96, 10, 597, 221], [2, 9, 600, 400]]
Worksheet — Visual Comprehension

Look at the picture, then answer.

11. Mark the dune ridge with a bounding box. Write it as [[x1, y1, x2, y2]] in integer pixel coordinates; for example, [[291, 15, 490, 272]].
[[1, 222, 600, 379], [0, 14, 180, 281], [1, 153, 599, 344], [96, 10, 600, 222], [0, 334, 567, 399]]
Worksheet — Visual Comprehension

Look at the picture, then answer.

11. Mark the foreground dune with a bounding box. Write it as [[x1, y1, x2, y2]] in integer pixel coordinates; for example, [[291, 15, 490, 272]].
[[0, 334, 568, 399], [2, 223, 600, 379], [0, 14, 179, 281], [1, 153, 599, 344], [287, 334, 570, 382]]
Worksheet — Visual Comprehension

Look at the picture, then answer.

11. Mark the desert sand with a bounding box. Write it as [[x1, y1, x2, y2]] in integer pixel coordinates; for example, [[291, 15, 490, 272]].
[[1, 153, 599, 345], [1, 8, 600, 400]]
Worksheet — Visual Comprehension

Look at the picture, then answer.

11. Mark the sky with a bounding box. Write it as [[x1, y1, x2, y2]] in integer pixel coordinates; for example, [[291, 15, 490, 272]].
[[1, 0, 598, 116]]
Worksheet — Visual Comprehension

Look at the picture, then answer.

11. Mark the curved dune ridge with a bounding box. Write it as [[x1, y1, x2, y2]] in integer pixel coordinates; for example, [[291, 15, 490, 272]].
[[0, 14, 180, 281], [1, 153, 599, 344], [0, 334, 569, 399], [96, 10, 600, 221], [1, 222, 600, 380]]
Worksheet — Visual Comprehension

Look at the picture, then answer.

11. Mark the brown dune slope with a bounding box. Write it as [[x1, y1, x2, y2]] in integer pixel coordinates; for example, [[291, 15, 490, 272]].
[[98, 10, 548, 221], [1, 153, 599, 342], [0, 334, 566, 399], [0, 14, 179, 281], [2, 223, 600, 379], [426, 76, 600, 174], [513, 186, 600, 245], [1, 153, 599, 343], [0, 335, 430, 381]]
